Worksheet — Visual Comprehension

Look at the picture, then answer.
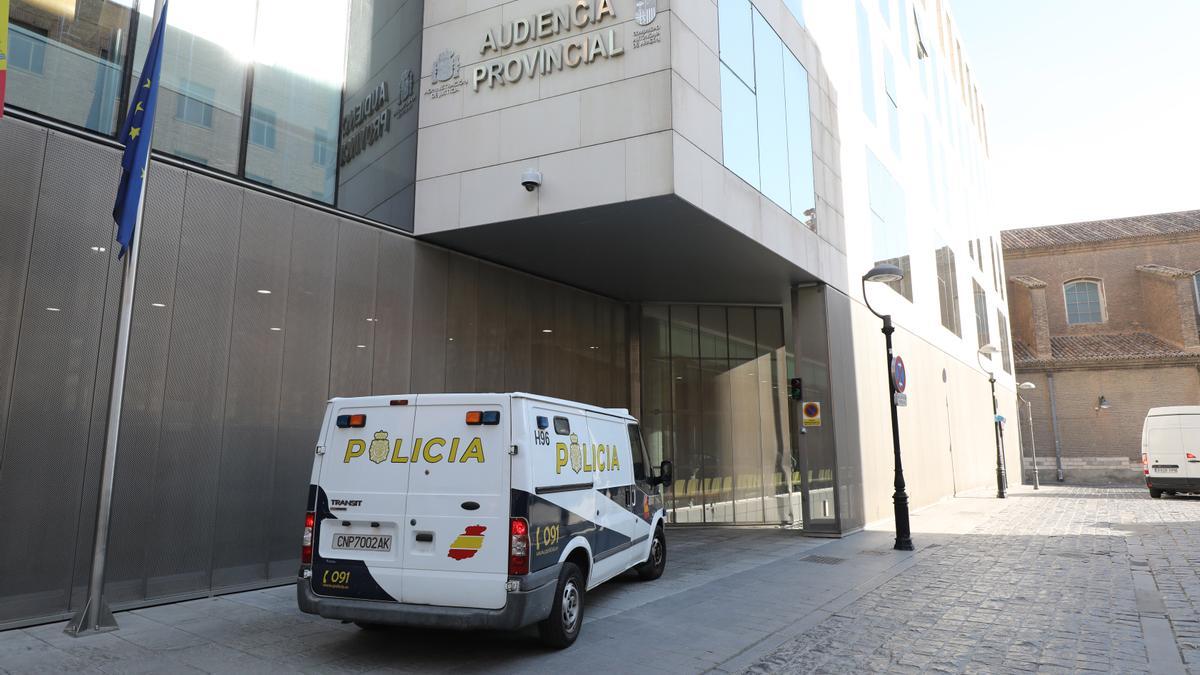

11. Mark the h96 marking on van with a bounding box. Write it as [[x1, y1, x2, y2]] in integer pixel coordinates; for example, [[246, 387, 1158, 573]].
[[297, 393, 673, 649]]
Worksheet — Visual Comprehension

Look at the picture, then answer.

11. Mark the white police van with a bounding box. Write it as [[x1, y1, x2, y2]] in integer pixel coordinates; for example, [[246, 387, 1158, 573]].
[[297, 393, 672, 648], [1142, 406, 1200, 498]]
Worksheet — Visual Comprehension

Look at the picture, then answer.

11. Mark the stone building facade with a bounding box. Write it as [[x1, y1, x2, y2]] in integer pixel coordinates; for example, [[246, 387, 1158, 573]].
[[1002, 211, 1200, 484]]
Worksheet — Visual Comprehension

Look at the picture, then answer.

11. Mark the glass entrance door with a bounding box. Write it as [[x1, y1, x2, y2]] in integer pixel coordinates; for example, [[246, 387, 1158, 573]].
[[640, 305, 801, 525]]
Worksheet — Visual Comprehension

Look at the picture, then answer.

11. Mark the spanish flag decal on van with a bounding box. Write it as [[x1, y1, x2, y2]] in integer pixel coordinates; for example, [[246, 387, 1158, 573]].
[[448, 525, 486, 560]]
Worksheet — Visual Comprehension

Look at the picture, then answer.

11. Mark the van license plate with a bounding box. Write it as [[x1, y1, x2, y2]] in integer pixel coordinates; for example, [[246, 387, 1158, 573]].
[[1154, 466, 1179, 473], [332, 534, 393, 552]]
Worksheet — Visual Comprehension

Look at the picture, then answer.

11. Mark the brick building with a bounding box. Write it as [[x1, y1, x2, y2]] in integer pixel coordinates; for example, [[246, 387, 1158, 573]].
[[1002, 211, 1200, 484]]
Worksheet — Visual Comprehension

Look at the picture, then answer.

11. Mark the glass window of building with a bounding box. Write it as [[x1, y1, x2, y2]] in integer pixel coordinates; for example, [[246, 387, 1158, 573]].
[[1064, 280, 1105, 325], [248, 107, 276, 149], [718, 0, 755, 89], [898, 0, 911, 61], [132, 0, 257, 174], [997, 310, 1012, 374], [935, 245, 961, 336], [244, 0, 348, 204], [857, 3, 876, 123], [752, 11, 791, 211], [1194, 273, 1200, 317], [973, 280, 990, 348], [866, 151, 912, 300], [877, 0, 891, 26], [720, 64, 760, 190], [5, 0, 132, 134], [883, 50, 900, 156], [784, 55, 816, 226]]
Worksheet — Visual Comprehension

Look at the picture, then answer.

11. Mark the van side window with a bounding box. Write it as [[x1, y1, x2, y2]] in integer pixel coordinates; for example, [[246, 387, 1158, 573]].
[[553, 417, 570, 435], [628, 424, 649, 481]]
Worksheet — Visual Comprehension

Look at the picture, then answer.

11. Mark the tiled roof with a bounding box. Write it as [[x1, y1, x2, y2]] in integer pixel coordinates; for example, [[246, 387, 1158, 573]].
[[1137, 264, 1194, 280], [1014, 333, 1197, 366], [1002, 210, 1200, 251]]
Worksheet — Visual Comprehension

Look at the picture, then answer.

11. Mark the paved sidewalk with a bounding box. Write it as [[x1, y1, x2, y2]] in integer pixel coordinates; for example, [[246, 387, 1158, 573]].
[[1, 486, 1197, 674]]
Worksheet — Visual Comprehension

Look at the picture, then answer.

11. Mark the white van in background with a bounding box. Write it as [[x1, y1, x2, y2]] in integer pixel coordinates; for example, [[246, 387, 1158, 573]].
[[297, 393, 672, 648], [1141, 406, 1200, 498]]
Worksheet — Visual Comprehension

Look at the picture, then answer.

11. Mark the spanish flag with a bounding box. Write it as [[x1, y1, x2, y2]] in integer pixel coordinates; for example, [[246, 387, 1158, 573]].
[[0, 0, 9, 118], [448, 525, 487, 561]]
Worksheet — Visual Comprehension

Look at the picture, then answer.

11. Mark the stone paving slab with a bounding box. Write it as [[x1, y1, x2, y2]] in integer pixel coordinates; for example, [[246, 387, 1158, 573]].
[[1, 487, 1198, 674]]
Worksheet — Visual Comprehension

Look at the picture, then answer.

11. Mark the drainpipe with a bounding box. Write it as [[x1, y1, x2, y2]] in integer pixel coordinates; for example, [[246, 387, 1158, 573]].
[[1047, 372, 1065, 481]]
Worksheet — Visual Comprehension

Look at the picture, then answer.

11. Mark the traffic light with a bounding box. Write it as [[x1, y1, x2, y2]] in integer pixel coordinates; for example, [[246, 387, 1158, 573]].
[[788, 377, 803, 401]]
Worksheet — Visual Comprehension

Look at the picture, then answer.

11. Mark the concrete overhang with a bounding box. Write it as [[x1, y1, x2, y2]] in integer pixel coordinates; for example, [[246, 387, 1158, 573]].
[[419, 194, 821, 303]]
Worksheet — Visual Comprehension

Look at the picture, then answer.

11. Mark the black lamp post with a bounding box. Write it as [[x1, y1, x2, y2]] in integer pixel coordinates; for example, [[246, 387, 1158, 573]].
[[977, 344, 1006, 498], [862, 264, 913, 551]]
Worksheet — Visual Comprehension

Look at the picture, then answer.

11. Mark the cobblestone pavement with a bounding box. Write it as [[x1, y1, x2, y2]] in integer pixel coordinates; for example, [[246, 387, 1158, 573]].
[[747, 487, 1200, 674]]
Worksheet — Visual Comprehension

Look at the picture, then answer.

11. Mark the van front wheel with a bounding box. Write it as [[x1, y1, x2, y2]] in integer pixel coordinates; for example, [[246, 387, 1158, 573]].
[[1150, 488, 1163, 499], [636, 526, 666, 581], [538, 562, 584, 649]]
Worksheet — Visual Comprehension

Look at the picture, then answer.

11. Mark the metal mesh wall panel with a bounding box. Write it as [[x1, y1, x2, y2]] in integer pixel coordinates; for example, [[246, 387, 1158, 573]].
[[503, 275, 533, 393], [474, 263, 508, 392], [142, 173, 243, 599], [104, 162, 189, 605], [211, 192, 295, 588], [328, 221, 379, 397], [0, 131, 121, 623], [445, 256, 479, 392], [266, 209, 338, 579], [370, 236, 415, 396], [410, 245, 448, 392], [0, 119, 46, 501]]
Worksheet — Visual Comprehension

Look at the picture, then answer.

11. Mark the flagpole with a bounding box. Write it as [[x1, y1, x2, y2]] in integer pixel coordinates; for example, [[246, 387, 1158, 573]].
[[66, 0, 165, 638]]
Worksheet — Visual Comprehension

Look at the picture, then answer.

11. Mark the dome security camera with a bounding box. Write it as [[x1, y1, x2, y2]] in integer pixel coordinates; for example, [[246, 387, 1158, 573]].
[[521, 169, 542, 192]]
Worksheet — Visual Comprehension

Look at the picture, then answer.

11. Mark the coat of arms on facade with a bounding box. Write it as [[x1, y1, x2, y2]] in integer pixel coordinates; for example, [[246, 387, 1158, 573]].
[[432, 49, 460, 84], [399, 68, 415, 102], [569, 433, 583, 473], [368, 430, 390, 464], [635, 0, 658, 26]]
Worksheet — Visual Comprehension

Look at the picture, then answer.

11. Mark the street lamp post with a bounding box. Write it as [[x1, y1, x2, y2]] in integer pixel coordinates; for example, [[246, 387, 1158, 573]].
[[862, 264, 914, 551], [1018, 382, 1039, 490], [977, 345, 1005, 499]]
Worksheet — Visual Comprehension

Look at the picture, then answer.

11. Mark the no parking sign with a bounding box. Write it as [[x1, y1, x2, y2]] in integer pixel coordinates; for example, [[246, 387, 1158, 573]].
[[802, 401, 822, 427]]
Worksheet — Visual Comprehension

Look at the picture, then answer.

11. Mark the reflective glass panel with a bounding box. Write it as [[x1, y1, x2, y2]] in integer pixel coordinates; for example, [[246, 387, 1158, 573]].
[[133, 0, 256, 174], [244, 0, 349, 204], [866, 151, 911, 300], [973, 280, 991, 347], [6, 0, 131, 134], [783, 0, 804, 25], [935, 245, 961, 336], [752, 11, 790, 211], [857, 3, 875, 123], [783, 54, 815, 225], [717, 0, 754, 89], [720, 63, 760, 190], [998, 310, 1012, 374]]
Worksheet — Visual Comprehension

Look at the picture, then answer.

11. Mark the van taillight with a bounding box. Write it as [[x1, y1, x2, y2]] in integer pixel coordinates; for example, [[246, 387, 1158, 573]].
[[1142, 453, 1149, 475], [302, 512, 315, 564], [509, 518, 529, 576]]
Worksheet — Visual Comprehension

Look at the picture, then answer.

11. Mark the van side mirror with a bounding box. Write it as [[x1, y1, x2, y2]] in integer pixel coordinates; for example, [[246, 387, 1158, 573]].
[[657, 460, 673, 487]]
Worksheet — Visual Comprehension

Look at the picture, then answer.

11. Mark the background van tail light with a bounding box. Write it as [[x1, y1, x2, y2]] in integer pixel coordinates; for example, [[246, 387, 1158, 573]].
[[509, 517, 529, 576], [301, 512, 315, 564], [1142, 453, 1149, 475]]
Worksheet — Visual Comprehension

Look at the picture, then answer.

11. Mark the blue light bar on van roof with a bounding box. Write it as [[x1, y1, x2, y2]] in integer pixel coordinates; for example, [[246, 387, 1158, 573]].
[[482, 411, 501, 425], [536, 416, 549, 429]]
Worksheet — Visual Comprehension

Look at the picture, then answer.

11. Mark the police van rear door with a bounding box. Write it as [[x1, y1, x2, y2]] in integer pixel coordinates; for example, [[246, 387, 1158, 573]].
[[401, 394, 510, 610], [313, 396, 417, 604]]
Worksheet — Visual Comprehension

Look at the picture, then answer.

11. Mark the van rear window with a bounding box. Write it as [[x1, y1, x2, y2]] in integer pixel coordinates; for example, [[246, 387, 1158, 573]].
[[553, 416, 570, 435]]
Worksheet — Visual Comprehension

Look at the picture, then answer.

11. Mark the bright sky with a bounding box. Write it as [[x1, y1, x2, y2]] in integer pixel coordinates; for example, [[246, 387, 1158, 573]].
[[950, 0, 1200, 229]]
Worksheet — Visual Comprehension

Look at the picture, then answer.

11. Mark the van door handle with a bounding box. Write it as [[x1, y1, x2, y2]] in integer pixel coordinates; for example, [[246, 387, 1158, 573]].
[[415, 532, 433, 543]]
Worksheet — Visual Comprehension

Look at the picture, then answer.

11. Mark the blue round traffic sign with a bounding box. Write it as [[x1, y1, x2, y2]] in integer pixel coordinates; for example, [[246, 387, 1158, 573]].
[[892, 356, 907, 393]]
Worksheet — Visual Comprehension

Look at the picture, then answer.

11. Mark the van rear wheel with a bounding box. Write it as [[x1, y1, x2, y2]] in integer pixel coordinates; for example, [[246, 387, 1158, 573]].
[[1150, 488, 1163, 499], [539, 562, 584, 649], [636, 526, 666, 581]]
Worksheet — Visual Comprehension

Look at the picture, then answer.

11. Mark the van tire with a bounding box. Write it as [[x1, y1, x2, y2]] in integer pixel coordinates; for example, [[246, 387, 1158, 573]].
[[636, 526, 666, 581], [539, 562, 585, 649], [1150, 488, 1163, 499], [354, 621, 386, 630]]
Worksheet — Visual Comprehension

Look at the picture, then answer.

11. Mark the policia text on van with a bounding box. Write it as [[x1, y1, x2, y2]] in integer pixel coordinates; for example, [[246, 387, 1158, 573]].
[[297, 393, 673, 648]]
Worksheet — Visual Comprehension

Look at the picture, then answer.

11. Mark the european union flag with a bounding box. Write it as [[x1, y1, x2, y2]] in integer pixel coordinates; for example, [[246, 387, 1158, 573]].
[[113, 3, 168, 259]]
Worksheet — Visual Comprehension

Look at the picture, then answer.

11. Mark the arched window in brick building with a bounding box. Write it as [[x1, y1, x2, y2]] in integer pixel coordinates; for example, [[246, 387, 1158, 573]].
[[1064, 279, 1106, 325]]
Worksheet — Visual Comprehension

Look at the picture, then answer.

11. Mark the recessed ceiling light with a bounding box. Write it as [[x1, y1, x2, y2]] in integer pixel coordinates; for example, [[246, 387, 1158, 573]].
[[448, 337, 455, 341], [46, 307, 61, 312], [356, 344, 366, 349], [270, 327, 282, 331], [256, 289, 272, 295], [541, 329, 553, 334], [151, 303, 166, 308]]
